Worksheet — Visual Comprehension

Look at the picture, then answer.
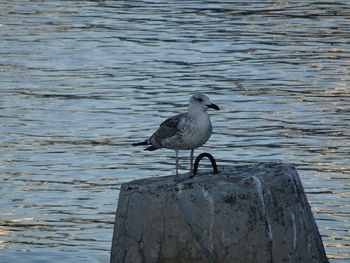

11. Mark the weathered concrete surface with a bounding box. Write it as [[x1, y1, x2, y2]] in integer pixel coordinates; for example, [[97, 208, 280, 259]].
[[110, 163, 328, 263]]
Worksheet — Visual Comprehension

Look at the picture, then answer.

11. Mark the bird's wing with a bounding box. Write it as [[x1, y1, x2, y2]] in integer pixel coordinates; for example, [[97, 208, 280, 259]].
[[150, 113, 187, 147]]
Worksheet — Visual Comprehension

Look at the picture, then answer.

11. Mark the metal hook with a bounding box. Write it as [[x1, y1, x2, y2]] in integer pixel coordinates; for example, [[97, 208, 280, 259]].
[[193, 152, 218, 176]]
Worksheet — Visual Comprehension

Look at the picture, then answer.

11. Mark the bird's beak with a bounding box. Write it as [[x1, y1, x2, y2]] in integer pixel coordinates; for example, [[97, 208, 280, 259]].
[[208, 103, 220, 110]]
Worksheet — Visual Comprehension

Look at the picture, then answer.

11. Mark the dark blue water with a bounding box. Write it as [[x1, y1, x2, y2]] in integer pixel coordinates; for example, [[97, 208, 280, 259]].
[[1, 1, 349, 262]]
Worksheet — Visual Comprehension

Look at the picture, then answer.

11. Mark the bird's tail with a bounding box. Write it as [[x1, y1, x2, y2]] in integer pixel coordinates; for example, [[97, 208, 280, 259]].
[[132, 140, 158, 151], [144, 145, 157, 151], [132, 140, 148, 146]]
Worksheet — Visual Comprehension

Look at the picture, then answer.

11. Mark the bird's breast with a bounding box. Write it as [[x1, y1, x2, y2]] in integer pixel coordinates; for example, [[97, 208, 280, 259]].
[[180, 114, 212, 150]]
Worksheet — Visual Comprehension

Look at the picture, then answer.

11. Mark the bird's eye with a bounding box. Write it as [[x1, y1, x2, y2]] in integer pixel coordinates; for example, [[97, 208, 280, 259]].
[[197, 98, 203, 102]]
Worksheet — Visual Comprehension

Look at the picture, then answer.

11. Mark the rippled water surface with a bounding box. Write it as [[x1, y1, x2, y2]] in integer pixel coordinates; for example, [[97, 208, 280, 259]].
[[1, 1, 349, 262]]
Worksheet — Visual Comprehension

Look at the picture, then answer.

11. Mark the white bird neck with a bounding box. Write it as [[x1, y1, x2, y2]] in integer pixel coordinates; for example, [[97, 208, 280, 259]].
[[188, 104, 208, 117]]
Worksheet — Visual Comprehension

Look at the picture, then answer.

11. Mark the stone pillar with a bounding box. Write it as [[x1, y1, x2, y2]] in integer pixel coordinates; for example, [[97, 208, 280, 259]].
[[110, 163, 328, 263]]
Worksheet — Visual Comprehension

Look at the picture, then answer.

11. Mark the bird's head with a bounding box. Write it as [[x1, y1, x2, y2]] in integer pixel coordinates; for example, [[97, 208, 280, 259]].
[[189, 93, 220, 112]]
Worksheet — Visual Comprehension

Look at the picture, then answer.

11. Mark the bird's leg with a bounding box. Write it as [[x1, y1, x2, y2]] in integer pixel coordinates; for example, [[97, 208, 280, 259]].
[[175, 150, 179, 178], [190, 149, 194, 173]]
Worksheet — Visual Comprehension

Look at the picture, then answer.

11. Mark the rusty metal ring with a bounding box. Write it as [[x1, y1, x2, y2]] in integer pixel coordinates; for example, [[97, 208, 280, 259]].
[[193, 152, 218, 176]]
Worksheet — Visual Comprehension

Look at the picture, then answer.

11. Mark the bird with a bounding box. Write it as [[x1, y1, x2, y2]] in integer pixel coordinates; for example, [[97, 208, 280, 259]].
[[132, 93, 220, 178]]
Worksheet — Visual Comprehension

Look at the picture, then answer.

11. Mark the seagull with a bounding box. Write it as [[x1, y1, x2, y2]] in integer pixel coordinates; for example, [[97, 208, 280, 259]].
[[132, 93, 220, 178]]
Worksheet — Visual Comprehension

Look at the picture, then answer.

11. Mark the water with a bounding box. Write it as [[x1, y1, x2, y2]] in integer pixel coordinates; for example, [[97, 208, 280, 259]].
[[1, 1, 349, 262]]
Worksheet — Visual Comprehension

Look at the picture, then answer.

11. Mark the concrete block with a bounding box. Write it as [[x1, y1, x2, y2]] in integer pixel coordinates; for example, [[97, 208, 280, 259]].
[[110, 163, 328, 263]]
